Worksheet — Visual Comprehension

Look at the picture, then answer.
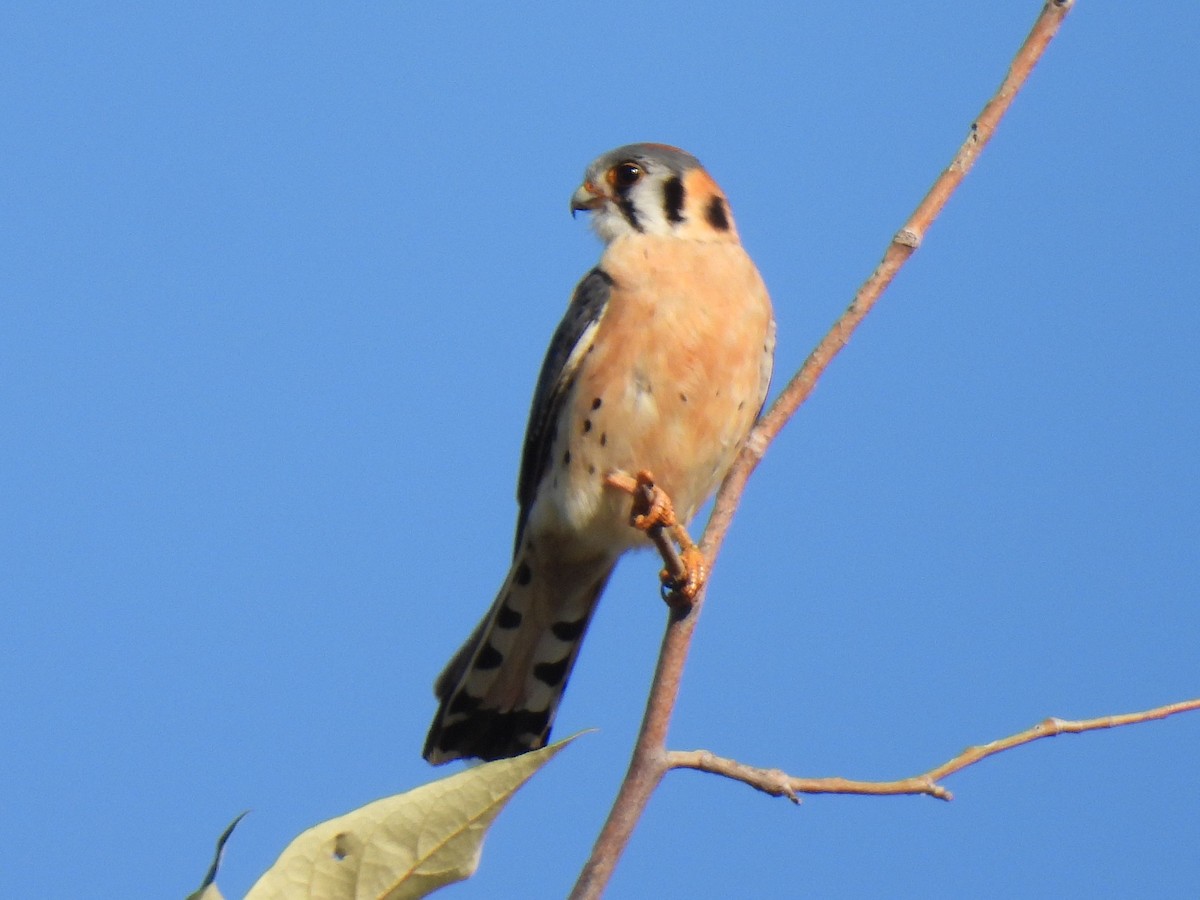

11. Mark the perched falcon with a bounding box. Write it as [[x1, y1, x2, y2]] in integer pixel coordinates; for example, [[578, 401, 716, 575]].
[[423, 143, 775, 764]]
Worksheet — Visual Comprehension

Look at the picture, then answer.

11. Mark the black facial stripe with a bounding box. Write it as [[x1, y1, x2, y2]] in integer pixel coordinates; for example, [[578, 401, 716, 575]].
[[663, 176, 686, 224], [706, 196, 730, 231], [700, 196, 729, 232], [616, 195, 643, 232]]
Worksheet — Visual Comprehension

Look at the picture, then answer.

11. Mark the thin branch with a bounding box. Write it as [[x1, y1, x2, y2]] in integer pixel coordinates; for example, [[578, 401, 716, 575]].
[[667, 699, 1200, 803], [706, 0, 1077, 559], [922, 698, 1200, 787], [666, 750, 808, 803], [570, 4, 1078, 899]]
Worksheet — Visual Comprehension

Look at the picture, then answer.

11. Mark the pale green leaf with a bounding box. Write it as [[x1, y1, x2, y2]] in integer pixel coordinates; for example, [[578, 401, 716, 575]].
[[245, 733, 581, 900]]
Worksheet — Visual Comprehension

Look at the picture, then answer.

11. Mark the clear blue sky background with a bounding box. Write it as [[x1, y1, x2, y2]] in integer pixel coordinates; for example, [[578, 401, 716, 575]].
[[3, 3, 1197, 898]]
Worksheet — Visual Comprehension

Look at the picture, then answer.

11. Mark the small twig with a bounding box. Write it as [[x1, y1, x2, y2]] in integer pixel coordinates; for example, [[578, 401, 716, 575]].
[[922, 698, 1200, 787], [570, 5, 1078, 899], [667, 699, 1200, 803], [667, 750, 807, 803]]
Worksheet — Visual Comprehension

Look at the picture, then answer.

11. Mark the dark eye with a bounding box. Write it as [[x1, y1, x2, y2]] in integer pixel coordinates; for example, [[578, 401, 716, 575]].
[[611, 162, 643, 189]]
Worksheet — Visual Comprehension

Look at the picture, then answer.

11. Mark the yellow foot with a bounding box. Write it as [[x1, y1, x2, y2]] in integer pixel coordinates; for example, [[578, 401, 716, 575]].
[[632, 470, 678, 531], [661, 545, 708, 607], [605, 469, 678, 530], [606, 469, 707, 607]]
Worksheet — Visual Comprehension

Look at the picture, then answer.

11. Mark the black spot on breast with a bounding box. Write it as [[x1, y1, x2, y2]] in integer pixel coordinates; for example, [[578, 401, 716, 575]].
[[563, 449, 571, 466], [600, 433, 607, 446], [533, 655, 571, 687], [476, 642, 503, 669], [592, 397, 602, 410], [552, 618, 588, 642], [515, 562, 532, 586], [663, 176, 685, 224], [587, 464, 596, 475], [497, 600, 522, 629], [583, 419, 592, 433], [706, 196, 730, 231], [679, 392, 688, 403]]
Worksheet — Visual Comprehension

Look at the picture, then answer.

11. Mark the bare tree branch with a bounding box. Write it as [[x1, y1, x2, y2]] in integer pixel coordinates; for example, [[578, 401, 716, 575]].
[[571, 4, 1083, 898], [667, 699, 1200, 802]]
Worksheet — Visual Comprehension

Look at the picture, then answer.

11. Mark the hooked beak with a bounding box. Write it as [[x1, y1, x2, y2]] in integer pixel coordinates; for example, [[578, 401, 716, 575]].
[[570, 181, 605, 217]]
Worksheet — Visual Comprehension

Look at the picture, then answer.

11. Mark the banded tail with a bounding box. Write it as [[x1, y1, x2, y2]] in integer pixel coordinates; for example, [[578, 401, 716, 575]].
[[423, 548, 615, 764]]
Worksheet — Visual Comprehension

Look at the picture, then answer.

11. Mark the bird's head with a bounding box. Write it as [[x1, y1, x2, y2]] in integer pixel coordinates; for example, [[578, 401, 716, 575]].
[[571, 143, 738, 244]]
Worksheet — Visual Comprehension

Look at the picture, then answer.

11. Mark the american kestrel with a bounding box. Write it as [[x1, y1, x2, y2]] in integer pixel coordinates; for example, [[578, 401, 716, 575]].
[[423, 143, 775, 764]]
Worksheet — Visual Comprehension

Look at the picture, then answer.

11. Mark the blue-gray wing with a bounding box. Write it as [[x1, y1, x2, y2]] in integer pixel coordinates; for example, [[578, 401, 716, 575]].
[[514, 268, 613, 554]]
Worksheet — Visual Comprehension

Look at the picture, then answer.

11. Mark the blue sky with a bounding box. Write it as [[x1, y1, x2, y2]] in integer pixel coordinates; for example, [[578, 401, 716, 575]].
[[3, 3, 1198, 898]]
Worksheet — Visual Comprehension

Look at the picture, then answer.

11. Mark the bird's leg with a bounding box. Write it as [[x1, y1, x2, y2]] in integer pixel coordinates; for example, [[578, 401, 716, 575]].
[[605, 469, 709, 607]]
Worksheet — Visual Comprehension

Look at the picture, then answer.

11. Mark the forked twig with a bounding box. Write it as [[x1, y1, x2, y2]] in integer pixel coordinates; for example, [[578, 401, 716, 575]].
[[570, 5, 1082, 898]]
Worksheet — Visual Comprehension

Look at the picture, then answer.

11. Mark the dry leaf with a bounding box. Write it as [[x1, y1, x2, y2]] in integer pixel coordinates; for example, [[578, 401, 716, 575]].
[[245, 734, 581, 899]]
